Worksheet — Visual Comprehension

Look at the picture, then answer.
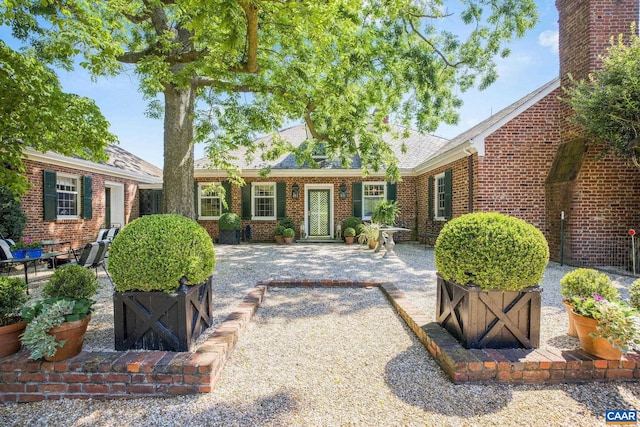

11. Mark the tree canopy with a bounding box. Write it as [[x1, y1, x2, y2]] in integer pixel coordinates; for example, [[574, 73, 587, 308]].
[[0, 39, 116, 196], [565, 30, 640, 167], [2, 0, 537, 217]]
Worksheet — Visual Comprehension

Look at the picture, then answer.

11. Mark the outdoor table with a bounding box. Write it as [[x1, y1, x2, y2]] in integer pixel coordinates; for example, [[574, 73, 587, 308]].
[[0, 250, 73, 290], [374, 226, 411, 258]]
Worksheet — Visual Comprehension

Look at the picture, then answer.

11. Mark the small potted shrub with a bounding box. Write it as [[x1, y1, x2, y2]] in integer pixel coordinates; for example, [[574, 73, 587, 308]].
[[344, 227, 356, 244], [559, 268, 619, 337], [571, 294, 640, 360], [630, 278, 640, 311], [372, 200, 400, 227], [274, 225, 286, 245], [342, 216, 361, 237], [280, 217, 295, 230], [218, 212, 242, 244], [109, 214, 216, 351], [0, 277, 29, 358], [21, 265, 98, 361], [434, 212, 549, 349], [283, 228, 295, 244]]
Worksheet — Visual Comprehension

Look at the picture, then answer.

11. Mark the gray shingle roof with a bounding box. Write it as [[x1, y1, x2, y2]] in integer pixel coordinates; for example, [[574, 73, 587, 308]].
[[194, 124, 449, 172], [100, 145, 163, 179]]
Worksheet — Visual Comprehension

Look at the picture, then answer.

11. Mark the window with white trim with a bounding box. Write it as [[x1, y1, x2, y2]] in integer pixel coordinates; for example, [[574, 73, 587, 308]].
[[252, 183, 276, 220], [434, 172, 446, 220], [56, 174, 80, 218], [362, 182, 386, 220], [198, 183, 222, 219]]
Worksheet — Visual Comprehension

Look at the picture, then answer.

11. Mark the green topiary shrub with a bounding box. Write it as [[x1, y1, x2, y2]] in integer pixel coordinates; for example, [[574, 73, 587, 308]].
[[0, 186, 27, 241], [280, 217, 295, 230], [109, 214, 216, 293], [559, 268, 619, 301], [630, 279, 640, 311], [274, 225, 285, 236], [434, 212, 549, 291], [355, 223, 366, 236], [343, 216, 361, 232], [218, 212, 241, 231], [43, 265, 99, 301], [344, 227, 356, 237], [0, 277, 28, 326], [283, 228, 295, 238]]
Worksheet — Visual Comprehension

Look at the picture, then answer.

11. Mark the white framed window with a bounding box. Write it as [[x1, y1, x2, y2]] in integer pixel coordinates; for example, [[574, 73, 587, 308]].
[[362, 182, 386, 220], [198, 183, 223, 219], [56, 174, 80, 218], [434, 172, 446, 221], [252, 183, 276, 220]]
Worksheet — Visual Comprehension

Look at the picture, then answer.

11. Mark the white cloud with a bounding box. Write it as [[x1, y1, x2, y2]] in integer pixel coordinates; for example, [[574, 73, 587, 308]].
[[538, 30, 559, 54]]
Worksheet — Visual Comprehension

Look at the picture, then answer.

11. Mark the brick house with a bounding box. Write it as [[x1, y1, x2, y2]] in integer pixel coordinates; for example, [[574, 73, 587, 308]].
[[19, 145, 162, 247], [417, 0, 640, 266], [194, 125, 449, 242]]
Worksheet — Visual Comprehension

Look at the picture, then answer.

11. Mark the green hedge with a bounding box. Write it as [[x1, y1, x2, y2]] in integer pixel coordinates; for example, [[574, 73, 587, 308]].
[[434, 212, 549, 291], [109, 214, 215, 293]]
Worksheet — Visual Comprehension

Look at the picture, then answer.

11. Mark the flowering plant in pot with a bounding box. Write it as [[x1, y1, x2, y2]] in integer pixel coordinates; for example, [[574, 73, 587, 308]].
[[0, 277, 29, 358], [559, 268, 619, 337], [571, 294, 640, 359], [21, 265, 98, 361], [10, 237, 43, 258], [109, 214, 216, 351], [434, 212, 549, 349]]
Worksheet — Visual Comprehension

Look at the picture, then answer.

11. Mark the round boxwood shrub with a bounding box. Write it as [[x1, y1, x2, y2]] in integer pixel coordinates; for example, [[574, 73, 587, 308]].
[[0, 277, 28, 326], [283, 228, 295, 238], [355, 223, 366, 236], [559, 268, 619, 301], [343, 216, 361, 232], [109, 214, 215, 293], [274, 225, 285, 236], [218, 212, 241, 231], [280, 217, 295, 230], [434, 212, 549, 291], [344, 227, 356, 237], [44, 265, 99, 300], [630, 279, 640, 311]]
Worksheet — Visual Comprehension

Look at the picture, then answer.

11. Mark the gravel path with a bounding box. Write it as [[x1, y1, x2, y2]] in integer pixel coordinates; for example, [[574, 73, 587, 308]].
[[2, 242, 640, 426]]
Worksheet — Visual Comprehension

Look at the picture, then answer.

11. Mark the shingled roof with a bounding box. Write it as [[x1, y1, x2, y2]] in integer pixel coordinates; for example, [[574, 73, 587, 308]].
[[194, 124, 449, 173]]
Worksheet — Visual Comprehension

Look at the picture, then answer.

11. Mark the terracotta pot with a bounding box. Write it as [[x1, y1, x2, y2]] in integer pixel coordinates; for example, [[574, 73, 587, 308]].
[[44, 315, 91, 362], [0, 321, 27, 358], [345, 236, 355, 245], [572, 311, 623, 360], [562, 299, 578, 337], [275, 235, 284, 245], [283, 237, 294, 245], [368, 240, 378, 250]]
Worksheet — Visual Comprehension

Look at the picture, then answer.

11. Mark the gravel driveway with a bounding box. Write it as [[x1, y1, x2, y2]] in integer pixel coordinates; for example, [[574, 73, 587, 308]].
[[1, 242, 639, 426]]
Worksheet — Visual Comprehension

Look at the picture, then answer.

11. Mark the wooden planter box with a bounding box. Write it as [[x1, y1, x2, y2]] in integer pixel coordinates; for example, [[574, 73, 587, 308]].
[[218, 230, 240, 244], [435, 273, 541, 349], [113, 277, 213, 351]]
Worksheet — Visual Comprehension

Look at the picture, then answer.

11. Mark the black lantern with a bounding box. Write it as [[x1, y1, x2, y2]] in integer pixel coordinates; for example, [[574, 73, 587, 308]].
[[291, 183, 299, 199], [339, 182, 347, 199]]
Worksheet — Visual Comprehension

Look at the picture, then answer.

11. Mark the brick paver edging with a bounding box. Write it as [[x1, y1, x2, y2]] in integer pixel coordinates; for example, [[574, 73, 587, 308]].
[[2, 280, 638, 403]]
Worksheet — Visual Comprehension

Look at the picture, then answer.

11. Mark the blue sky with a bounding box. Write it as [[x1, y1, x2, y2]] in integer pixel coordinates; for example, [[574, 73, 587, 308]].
[[13, 2, 560, 169]]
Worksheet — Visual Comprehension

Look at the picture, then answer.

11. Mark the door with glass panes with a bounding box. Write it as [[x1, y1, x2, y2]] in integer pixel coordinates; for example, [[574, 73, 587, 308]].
[[307, 189, 331, 237]]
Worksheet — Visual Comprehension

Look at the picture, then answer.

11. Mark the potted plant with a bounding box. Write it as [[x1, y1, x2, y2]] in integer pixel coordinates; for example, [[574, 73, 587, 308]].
[[629, 278, 640, 311], [344, 227, 356, 244], [21, 265, 98, 361], [283, 228, 295, 244], [372, 200, 400, 227], [0, 277, 29, 358], [109, 214, 216, 351], [274, 225, 285, 245], [434, 212, 549, 349], [559, 268, 619, 337], [357, 223, 380, 249], [343, 216, 361, 235], [280, 217, 295, 230], [571, 294, 640, 360], [218, 212, 242, 244]]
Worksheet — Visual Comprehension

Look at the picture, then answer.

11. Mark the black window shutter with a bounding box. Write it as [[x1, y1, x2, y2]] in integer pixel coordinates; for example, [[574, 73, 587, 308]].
[[428, 176, 434, 221], [241, 184, 252, 220], [352, 182, 362, 218], [43, 170, 57, 221], [82, 176, 93, 219], [387, 182, 397, 202], [444, 168, 453, 220], [153, 190, 163, 214], [222, 181, 232, 213], [276, 182, 286, 219]]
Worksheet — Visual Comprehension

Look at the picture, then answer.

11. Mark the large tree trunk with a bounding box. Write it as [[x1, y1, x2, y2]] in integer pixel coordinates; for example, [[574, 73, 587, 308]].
[[162, 84, 196, 218]]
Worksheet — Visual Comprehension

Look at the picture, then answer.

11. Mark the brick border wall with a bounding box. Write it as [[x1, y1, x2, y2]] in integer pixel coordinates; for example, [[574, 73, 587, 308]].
[[2, 280, 638, 403]]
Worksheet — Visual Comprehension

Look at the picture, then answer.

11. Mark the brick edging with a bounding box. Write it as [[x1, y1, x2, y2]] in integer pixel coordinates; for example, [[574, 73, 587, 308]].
[[0, 285, 267, 403], [3, 280, 638, 403]]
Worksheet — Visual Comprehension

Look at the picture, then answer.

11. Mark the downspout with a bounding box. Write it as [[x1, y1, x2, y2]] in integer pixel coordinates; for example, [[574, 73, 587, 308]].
[[463, 148, 474, 213]]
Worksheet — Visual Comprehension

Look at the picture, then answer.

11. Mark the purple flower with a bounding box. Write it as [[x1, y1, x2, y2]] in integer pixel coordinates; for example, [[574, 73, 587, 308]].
[[593, 294, 603, 301], [24, 237, 31, 243]]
